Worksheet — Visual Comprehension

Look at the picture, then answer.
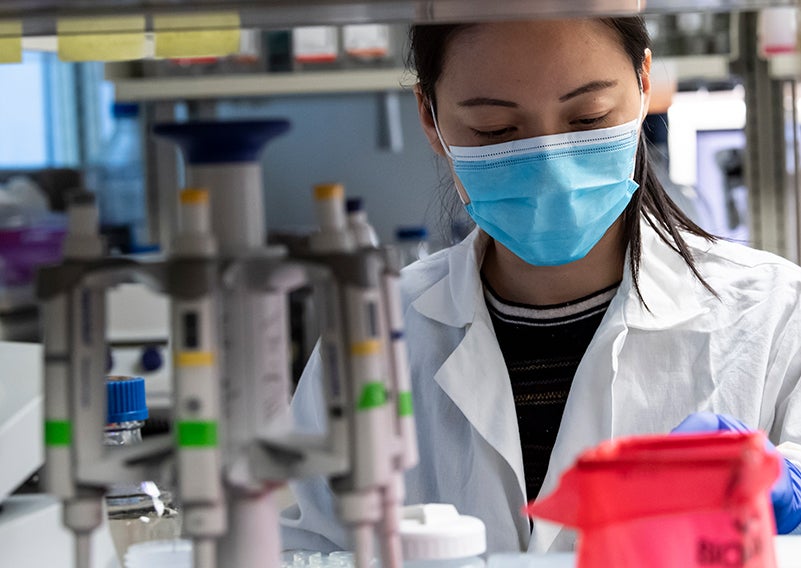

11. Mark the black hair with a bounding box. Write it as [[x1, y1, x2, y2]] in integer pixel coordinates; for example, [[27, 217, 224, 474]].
[[408, 17, 718, 304]]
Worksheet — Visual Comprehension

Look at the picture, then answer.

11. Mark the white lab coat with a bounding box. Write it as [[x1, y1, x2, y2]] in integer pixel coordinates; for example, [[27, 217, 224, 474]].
[[280, 220, 801, 554]]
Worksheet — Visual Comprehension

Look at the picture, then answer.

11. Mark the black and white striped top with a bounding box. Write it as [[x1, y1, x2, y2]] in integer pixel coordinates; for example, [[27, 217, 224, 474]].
[[482, 276, 619, 501]]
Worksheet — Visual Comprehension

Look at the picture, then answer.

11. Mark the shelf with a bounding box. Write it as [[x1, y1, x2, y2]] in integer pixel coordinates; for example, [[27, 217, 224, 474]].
[[2, 0, 798, 37], [768, 52, 801, 79], [113, 67, 412, 101], [661, 54, 732, 81], [110, 55, 734, 102]]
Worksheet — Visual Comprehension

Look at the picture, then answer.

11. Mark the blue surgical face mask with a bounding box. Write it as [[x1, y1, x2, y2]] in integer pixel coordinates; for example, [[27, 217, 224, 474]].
[[433, 106, 642, 266]]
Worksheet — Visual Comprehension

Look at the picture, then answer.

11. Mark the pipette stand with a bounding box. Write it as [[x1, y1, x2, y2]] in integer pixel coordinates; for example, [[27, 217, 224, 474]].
[[39, 121, 418, 568]]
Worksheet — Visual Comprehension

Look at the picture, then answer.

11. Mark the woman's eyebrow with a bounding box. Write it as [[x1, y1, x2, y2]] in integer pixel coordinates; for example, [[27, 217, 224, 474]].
[[559, 80, 618, 102], [457, 97, 519, 108]]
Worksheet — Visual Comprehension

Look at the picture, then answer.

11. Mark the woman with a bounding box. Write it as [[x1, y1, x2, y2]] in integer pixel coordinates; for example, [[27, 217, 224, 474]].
[[282, 17, 801, 553]]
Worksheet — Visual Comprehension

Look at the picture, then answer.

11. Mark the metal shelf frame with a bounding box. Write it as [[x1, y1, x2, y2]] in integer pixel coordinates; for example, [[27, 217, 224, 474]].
[[1, 0, 799, 36]]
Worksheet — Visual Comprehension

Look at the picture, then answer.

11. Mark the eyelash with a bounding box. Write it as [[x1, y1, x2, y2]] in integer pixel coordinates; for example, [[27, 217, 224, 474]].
[[471, 127, 515, 140], [470, 113, 612, 139], [573, 113, 610, 127]]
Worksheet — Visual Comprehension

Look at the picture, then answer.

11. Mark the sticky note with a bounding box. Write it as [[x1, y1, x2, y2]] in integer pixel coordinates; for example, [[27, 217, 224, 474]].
[[57, 16, 146, 62], [0, 21, 22, 64], [154, 12, 240, 59]]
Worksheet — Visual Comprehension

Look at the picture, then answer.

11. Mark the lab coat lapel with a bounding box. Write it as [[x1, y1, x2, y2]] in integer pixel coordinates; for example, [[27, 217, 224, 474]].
[[412, 230, 530, 545], [432, 302, 527, 499]]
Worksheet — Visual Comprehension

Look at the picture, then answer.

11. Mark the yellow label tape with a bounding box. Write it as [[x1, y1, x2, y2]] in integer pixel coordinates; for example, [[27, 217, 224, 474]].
[[0, 21, 22, 64], [57, 16, 146, 62], [351, 340, 382, 357], [176, 351, 215, 367], [154, 12, 240, 58], [180, 188, 210, 205]]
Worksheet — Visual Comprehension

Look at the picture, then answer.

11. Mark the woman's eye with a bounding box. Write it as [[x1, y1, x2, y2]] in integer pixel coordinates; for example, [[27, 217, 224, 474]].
[[573, 114, 610, 127], [471, 127, 515, 140]]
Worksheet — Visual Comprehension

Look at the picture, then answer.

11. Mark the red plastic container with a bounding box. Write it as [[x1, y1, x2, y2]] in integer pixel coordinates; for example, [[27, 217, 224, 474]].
[[525, 432, 781, 568]]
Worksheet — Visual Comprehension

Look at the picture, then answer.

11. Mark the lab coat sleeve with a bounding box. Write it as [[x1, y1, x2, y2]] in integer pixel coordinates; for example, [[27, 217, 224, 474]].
[[765, 286, 801, 535], [767, 294, 801, 453], [279, 346, 350, 552]]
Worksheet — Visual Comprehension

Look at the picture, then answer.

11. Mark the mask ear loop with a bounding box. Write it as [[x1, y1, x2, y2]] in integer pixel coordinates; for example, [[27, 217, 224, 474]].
[[632, 74, 646, 179], [428, 101, 456, 160], [428, 101, 469, 205], [637, 71, 646, 122]]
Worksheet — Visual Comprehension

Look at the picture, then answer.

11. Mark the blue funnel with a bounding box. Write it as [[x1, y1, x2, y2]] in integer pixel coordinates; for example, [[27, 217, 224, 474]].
[[152, 120, 291, 165]]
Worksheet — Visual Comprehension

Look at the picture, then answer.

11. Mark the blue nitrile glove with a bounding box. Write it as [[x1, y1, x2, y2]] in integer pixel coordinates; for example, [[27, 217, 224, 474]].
[[672, 411, 801, 534]]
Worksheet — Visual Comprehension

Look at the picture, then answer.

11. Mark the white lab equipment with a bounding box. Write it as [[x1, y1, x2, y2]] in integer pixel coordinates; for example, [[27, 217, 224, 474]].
[[125, 539, 193, 568], [400, 504, 486, 568], [308, 181, 418, 568], [0, 341, 119, 568], [0, 341, 42, 503], [40, 120, 417, 568]]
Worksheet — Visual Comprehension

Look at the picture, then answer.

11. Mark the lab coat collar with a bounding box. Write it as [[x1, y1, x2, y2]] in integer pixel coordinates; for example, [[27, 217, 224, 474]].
[[410, 228, 488, 328], [411, 229, 531, 548], [411, 219, 711, 331]]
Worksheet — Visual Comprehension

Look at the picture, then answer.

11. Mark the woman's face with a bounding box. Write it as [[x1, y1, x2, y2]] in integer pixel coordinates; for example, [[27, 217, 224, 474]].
[[417, 19, 651, 198]]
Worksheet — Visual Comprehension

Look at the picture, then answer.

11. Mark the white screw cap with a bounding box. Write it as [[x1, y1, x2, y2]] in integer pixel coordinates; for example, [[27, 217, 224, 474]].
[[400, 504, 487, 561]]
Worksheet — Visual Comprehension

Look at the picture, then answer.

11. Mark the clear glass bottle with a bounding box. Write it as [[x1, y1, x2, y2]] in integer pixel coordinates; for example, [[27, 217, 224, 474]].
[[104, 376, 181, 562]]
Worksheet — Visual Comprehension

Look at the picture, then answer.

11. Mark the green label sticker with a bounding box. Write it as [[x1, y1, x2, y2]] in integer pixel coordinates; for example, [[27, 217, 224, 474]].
[[398, 391, 414, 417], [45, 420, 72, 446], [177, 421, 218, 447], [357, 382, 387, 410]]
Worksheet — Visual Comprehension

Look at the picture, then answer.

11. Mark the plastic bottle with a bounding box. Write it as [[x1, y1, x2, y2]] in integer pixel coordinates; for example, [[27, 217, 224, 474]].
[[346, 197, 379, 247], [309, 183, 355, 252], [400, 504, 486, 568], [293, 26, 340, 69], [343, 24, 392, 66], [395, 226, 430, 267], [758, 7, 798, 56], [104, 376, 181, 562], [93, 103, 147, 250]]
